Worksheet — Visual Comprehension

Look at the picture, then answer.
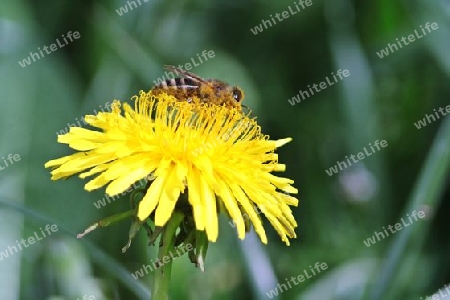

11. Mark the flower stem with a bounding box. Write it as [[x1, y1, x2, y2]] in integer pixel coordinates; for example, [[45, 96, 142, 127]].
[[151, 211, 184, 300]]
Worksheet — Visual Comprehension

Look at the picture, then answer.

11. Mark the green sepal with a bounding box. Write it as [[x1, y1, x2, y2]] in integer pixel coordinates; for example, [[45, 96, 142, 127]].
[[195, 230, 209, 272]]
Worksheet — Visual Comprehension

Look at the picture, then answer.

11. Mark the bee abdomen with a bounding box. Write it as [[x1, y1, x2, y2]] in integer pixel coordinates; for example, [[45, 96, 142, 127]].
[[158, 77, 198, 90]]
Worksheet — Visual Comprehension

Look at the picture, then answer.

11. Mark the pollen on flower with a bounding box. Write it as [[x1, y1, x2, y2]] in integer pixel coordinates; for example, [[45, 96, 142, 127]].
[[45, 90, 299, 245]]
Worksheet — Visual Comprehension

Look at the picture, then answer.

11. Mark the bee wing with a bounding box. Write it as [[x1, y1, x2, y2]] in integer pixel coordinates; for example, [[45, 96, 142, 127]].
[[164, 65, 208, 83]]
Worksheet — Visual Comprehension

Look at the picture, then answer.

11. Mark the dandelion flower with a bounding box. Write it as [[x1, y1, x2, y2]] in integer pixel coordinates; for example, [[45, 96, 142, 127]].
[[45, 91, 299, 245]]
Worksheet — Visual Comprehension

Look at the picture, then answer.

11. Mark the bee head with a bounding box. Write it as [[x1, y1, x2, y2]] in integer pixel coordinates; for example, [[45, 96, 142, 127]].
[[232, 87, 244, 103], [211, 81, 244, 108]]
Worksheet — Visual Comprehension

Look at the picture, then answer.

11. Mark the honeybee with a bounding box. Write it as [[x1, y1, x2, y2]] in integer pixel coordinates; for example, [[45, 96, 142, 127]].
[[152, 65, 244, 109]]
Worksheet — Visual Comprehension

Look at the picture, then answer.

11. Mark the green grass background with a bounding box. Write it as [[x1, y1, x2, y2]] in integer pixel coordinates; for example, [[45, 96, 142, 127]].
[[0, 0, 449, 299]]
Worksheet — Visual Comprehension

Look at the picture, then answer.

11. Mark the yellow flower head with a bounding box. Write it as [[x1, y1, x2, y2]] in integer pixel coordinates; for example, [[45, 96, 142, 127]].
[[45, 91, 299, 245]]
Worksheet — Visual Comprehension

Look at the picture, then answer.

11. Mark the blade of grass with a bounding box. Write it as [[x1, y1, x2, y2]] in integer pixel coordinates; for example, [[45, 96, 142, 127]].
[[240, 231, 278, 300], [0, 198, 151, 300], [367, 114, 450, 300], [325, 0, 392, 224]]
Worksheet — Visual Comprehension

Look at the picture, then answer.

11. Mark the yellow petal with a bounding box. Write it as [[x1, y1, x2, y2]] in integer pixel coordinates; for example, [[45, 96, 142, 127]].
[[230, 183, 267, 244], [137, 175, 165, 221], [199, 174, 218, 242], [215, 178, 246, 239]]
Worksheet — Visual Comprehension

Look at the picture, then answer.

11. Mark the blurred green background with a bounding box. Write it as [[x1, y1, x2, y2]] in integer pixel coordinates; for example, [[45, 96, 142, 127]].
[[1, 0, 450, 299]]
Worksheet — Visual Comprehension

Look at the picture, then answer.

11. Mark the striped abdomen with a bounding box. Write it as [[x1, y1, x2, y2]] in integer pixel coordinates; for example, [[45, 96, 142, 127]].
[[153, 77, 201, 99]]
